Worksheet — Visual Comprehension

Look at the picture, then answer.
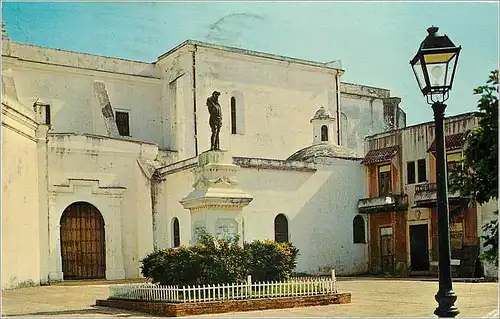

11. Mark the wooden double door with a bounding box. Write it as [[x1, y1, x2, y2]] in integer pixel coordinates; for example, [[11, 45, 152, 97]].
[[60, 202, 106, 280]]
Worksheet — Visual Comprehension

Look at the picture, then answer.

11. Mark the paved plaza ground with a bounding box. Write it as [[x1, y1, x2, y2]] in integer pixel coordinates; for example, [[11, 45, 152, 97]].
[[1, 278, 498, 317]]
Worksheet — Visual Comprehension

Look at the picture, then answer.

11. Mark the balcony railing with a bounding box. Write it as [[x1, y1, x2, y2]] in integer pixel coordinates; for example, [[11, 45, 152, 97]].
[[413, 182, 467, 208], [415, 182, 438, 193], [358, 194, 409, 213]]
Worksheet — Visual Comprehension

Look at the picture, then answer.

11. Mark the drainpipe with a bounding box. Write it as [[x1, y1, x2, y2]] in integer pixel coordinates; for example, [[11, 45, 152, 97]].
[[192, 45, 199, 156], [151, 172, 159, 251], [335, 72, 342, 145]]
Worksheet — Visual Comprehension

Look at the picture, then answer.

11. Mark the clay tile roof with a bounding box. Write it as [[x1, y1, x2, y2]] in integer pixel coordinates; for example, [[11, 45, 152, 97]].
[[427, 132, 466, 153], [362, 145, 400, 165]]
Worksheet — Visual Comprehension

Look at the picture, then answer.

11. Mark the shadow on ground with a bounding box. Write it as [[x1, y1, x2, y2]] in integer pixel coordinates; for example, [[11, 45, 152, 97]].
[[5, 306, 152, 317]]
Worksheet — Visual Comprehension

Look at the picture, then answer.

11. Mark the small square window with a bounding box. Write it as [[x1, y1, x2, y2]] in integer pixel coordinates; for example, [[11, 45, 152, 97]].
[[115, 111, 130, 136]]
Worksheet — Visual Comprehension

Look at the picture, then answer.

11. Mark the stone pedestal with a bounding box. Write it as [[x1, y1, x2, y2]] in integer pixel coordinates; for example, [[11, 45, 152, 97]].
[[180, 150, 253, 244]]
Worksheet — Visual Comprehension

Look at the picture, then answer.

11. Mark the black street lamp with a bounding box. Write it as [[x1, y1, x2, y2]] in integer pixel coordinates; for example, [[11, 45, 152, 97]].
[[410, 26, 462, 318]]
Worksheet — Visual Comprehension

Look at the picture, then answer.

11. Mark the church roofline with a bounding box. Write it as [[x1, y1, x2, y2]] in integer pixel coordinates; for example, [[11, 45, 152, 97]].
[[48, 132, 158, 146], [157, 39, 345, 73]]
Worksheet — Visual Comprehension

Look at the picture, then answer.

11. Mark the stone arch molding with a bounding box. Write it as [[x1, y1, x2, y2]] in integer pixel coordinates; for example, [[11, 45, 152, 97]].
[[48, 179, 127, 281]]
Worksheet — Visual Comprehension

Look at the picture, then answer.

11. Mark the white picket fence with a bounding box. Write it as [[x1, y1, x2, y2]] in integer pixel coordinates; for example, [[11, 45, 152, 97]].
[[109, 270, 338, 303]]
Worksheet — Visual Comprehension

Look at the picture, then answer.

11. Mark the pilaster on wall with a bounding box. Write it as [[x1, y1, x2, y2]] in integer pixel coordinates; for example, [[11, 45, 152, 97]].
[[36, 124, 50, 284], [48, 194, 62, 281], [105, 195, 126, 280]]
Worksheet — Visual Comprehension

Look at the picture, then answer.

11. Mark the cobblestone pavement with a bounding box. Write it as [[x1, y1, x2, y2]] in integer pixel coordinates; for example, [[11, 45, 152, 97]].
[[1, 278, 498, 317]]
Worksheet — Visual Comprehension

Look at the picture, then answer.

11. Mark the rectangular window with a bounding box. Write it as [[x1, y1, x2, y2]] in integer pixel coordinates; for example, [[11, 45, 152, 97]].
[[407, 161, 415, 184], [417, 159, 427, 183], [447, 152, 462, 177], [115, 111, 130, 137], [378, 164, 392, 196], [45, 105, 51, 125], [231, 97, 237, 134]]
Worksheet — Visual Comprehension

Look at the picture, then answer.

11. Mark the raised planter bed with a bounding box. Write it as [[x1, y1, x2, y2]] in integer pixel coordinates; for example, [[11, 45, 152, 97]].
[[96, 292, 351, 317]]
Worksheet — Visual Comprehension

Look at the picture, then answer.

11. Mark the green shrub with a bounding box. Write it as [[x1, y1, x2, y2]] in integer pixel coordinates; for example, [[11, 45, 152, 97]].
[[140, 246, 201, 285], [140, 232, 299, 285], [193, 232, 250, 284], [245, 240, 299, 282]]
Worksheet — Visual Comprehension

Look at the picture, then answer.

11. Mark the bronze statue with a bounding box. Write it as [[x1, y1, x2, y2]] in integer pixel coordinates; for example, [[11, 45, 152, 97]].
[[207, 91, 222, 150]]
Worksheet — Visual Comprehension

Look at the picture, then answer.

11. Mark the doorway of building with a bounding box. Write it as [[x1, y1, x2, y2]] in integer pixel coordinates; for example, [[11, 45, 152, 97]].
[[60, 202, 106, 280], [380, 226, 394, 273], [409, 224, 430, 271]]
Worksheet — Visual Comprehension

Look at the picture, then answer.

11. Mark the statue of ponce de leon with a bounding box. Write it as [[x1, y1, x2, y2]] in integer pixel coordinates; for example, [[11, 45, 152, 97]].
[[206, 91, 222, 150]]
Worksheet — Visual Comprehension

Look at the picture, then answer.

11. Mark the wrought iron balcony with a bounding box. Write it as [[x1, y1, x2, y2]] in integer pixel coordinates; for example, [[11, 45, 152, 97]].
[[413, 182, 467, 208], [358, 194, 409, 213]]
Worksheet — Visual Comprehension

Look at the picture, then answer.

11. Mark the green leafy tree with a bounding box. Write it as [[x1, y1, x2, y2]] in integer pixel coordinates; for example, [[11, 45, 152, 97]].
[[449, 70, 498, 267]]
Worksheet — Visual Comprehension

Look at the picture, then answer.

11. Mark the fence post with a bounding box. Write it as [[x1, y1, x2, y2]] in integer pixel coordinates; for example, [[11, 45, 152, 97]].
[[247, 275, 252, 299], [331, 269, 336, 293]]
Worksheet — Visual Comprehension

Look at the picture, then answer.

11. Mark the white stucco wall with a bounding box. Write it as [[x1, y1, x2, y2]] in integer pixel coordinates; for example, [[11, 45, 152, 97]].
[[46, 134, 157, 280], [155, 165, 196, 251], [237, 159, 367, 275], [162, 45, 342, 160], [340, 94, 387, 156], [1, 98, 41, 289], [3, 42, 164, 148], [157, 157, 368, 276]]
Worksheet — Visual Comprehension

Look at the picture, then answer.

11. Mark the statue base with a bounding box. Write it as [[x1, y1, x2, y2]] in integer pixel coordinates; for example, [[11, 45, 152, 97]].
[[180, 150, 253, 244]]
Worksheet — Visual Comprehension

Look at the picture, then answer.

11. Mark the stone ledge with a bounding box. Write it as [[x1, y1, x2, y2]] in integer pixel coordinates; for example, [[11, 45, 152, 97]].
[[96, 293, 351, 317]]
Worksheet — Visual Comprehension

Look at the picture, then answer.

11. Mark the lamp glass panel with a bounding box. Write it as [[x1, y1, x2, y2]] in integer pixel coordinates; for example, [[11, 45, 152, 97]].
[[444, 54, 458, 87], [423, 52, 455, 64], [425, 62, 447, 87], [412, 58, 426, 91]]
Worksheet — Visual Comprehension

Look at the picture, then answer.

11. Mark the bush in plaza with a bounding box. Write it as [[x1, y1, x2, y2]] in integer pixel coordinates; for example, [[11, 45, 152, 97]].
[[140, 246, 201, 286], [140, 231, 299, 285], [244, 239, 299, 282]]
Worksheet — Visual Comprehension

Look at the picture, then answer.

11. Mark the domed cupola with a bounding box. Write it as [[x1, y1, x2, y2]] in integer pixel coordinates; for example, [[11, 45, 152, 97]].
[[310, 106, 335, 145], [286, 106, 359, 163]]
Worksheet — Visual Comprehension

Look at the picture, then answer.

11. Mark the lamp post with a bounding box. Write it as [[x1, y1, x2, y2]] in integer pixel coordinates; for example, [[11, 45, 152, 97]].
[[410, 26, 461, 318]]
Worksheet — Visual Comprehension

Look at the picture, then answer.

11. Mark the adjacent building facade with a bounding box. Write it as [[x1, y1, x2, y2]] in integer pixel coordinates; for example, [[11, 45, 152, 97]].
[[358, 113, 497, 277]]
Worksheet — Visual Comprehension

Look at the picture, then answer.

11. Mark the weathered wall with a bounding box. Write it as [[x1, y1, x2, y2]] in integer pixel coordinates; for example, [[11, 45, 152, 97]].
[[239, 162, 367, 275], [2, 42, 164, 147], [156, 157, 368, 275], [340, 82, 392, 156], [176, 44, 342, 160], [1, 97, 41, 289], [46, 134, 158, 279], [155, 163, 196, 250]]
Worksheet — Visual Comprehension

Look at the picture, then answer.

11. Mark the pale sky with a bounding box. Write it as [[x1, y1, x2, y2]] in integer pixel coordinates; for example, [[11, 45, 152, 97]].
[[2, 1, 499, 125]]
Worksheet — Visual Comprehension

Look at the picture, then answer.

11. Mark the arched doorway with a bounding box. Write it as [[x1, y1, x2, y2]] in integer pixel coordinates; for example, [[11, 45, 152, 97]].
[[60, 202, 105, 280]]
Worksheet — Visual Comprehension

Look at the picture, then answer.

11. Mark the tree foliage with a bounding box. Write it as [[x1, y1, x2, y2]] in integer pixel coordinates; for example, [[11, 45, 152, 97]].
[[449, 70, 498, 267]]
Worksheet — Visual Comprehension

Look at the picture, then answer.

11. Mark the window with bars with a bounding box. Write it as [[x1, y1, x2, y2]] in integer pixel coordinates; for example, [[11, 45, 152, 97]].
[[378, 164, 392, 196], [274, 214, 289, 243], [172, 218, 180, 247], [115, 111, 130, 136]]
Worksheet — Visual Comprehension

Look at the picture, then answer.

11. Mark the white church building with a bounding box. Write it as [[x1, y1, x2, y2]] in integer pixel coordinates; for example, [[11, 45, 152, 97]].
[[1, 28, 407, 289]]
